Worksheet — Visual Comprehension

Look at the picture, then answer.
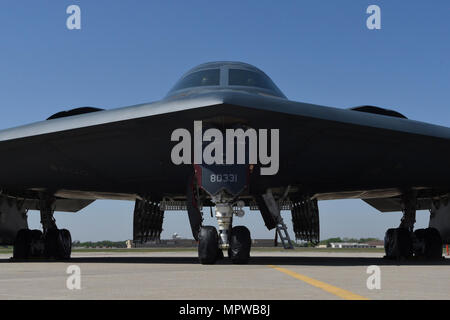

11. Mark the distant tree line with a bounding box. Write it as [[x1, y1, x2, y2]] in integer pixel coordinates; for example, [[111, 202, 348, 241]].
[[318, 237, 380, 246], [72, 240, 127, 248], [71, 237, 382, 249], [294, 237, 381, 247]]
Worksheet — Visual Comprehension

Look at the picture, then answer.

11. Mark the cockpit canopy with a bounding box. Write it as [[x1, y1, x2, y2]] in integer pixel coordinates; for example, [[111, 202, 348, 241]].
[[166, 61, 286, 99]]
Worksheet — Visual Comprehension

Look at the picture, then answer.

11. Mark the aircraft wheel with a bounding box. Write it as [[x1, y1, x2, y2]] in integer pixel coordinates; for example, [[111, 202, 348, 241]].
[[198, 226, 221, 265], [44, 229, 72, 260], [13, 229, 32, 259], [28, 230, 44, 258], [384, 228, 413, 260], [228, 226, 251, 264], [57, 229, 72, 260], [414, 228, 442, 259], [44, 229, 59, 259]]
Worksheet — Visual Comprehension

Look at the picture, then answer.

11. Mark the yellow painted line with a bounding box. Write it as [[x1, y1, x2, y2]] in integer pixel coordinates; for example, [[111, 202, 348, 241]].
[[268, 265, 369, 300]]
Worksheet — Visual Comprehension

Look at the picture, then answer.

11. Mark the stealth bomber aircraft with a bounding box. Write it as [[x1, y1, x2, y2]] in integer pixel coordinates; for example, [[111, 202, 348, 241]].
[[1, 61, 449, 264]]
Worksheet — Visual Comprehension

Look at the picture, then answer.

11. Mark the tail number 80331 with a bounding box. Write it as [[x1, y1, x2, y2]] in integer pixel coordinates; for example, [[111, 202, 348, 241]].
[[209, 174, 238, 183]]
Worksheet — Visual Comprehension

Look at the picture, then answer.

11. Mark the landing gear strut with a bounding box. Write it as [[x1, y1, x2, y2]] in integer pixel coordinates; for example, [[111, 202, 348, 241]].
[[13, 196, 72, 260], [215, 202, 234, 249]]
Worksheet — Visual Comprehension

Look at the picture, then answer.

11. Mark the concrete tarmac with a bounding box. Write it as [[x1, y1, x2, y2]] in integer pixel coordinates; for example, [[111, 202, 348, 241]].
[[0, 250, 449, 300]]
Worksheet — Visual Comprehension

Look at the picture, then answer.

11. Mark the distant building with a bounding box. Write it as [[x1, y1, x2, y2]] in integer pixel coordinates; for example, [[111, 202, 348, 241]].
[[131, 239, 197, 248], [329, 242, 375, 248], [367, 240, 384, 248]]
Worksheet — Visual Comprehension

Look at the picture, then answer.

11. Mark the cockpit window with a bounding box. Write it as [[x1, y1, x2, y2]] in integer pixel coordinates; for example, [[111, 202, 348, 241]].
[[171, 69, 220, 92], [228, 69, 281, 95]]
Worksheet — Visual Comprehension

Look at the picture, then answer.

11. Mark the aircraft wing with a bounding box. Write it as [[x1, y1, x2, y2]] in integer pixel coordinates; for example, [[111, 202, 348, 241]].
[[1, 91, 449, 205]]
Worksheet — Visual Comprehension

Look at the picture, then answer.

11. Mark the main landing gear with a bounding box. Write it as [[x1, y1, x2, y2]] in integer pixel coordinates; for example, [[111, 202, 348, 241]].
[[384, 191, 442, 260], [13, 196, 72, 260]]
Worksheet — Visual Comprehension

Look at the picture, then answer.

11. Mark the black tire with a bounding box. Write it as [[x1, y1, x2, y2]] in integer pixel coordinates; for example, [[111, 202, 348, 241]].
[[228, 226, 251, 264], [28, 230, 44, 258], [57, 229, 72, 260], [44, 229, 59, 259], [198, 226, 220, 264], [384, 228, 413, 260], [13, 229, 31, 259], [44, 229, 72, 260], [414, 228, 442, 259]]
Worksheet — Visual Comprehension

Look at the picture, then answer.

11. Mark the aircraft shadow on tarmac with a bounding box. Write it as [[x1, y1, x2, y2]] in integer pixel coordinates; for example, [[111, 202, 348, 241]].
[[1, 256, 449, 266]]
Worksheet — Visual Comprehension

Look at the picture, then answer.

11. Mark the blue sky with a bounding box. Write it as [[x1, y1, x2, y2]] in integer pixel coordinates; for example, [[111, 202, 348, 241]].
[[0, 1, 448, 241]]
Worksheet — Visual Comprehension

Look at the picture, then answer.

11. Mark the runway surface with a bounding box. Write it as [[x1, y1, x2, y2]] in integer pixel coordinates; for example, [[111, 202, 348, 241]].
[[0, 250, 449, 300]]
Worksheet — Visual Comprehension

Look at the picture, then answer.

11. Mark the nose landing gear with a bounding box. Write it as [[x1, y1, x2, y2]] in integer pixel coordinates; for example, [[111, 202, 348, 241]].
[[190, 157, 252, 264], [197, 196, 251, 265], [197, 225, 251, 265]]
